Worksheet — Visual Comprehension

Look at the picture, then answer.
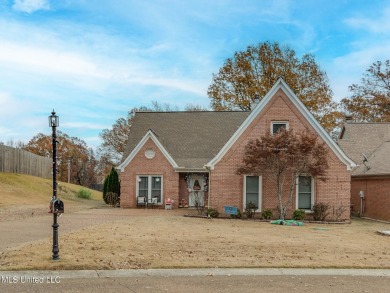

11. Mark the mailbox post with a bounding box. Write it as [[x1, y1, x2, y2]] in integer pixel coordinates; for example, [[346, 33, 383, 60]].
[[49, 110, 60, 260]]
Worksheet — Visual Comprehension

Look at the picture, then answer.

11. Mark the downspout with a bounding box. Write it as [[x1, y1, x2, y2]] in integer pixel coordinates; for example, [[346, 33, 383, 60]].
[[205, 166, 211, 209]]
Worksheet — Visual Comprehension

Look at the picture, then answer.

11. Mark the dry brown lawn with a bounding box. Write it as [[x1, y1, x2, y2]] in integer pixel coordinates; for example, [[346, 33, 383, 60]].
[[0, 207, 389, 271], [1, 173, 389, 271]]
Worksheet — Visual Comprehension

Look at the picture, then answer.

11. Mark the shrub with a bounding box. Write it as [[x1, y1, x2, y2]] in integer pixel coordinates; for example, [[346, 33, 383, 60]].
[[103, 167, 121, 204], [292, 209, 305, 220], [106, 192, 119, 207], [332, 203, 347, 222], [77, 188, 92, 200], [230, 209, 242, 219], [193, 192, 205, 215], [206, 208, 219, 218], [261, 209, 273, 220], [245, 201, 257, 218], [313, 202, 330, 221]]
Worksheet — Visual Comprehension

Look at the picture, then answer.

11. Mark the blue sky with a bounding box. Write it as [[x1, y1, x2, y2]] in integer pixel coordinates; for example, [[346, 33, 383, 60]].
[[1, 0, 389, 150]]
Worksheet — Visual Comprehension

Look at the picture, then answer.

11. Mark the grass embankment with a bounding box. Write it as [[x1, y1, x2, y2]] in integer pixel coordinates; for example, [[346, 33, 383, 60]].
[[0, 172, 102, 208]]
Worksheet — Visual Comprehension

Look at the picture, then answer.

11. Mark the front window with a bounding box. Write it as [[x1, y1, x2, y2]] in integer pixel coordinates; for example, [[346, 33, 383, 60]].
[[138, 177, 148, 197], [137, 175, 163, 204], [271, 121, 288, 134], [151, 176, 162, 203], [297, 176, 313, 210], [244, 175, 261, 211]]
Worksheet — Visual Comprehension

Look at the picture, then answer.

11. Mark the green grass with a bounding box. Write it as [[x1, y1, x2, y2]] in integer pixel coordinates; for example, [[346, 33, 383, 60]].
[[76, 188, 92, 199], [0, 172, 102, 207]]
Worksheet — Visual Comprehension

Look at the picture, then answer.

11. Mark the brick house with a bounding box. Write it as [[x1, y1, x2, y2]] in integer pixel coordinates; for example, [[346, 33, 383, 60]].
[[338, 122, 390, 221], [118, 78, 355, 219]]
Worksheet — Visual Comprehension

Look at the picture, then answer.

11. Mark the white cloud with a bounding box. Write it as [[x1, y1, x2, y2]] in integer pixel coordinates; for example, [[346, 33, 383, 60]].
[[327, 43, 390, 100], [345, 7, 390, 34], [0, 41, 109, 79], [62, 122, 108, 130], [12, 0, 50, 13]]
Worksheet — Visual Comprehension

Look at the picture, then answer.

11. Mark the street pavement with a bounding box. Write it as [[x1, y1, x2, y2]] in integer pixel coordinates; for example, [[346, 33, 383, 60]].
[[1, 268, 389, 292]]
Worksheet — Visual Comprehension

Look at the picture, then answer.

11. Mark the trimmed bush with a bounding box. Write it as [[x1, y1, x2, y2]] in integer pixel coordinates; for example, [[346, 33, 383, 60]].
[[206, 208, 219, 218], [106, 192, 119, 207], [77, 188, 92, 199], [313, 202, 330, 221], [230, 209, 242, 219], [292, 209, 305, 220], [261, 208, 273, 220], [245, 201, 257, 218]]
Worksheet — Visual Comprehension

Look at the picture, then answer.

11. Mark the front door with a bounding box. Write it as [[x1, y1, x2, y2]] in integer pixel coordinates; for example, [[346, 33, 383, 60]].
[[189, 175, 204, 207]]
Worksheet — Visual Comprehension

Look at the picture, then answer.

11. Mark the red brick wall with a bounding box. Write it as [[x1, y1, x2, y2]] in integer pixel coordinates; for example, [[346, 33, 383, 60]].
[[119, 138, 179, 208], [211, 89, 351, 220], [351, 177, 390, 221]]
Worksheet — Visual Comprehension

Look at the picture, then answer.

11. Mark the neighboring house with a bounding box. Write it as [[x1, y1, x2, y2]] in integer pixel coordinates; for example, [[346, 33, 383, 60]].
[[338, 122, 390, 221], [118, 78, 355, 219]]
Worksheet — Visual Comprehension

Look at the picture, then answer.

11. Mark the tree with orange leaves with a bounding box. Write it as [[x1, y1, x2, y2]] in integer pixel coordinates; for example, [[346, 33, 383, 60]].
[[340, 60, 390, 122], [208, 41, 342, 135]]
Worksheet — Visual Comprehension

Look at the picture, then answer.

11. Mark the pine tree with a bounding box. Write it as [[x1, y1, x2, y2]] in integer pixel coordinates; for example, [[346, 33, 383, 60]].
[[103, 167, 120, 205]]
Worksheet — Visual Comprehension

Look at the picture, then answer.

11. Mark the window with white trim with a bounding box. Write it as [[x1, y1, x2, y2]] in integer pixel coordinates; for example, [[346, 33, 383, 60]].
[[243, 175, 262, 211], [137, 175, 163, 204], [271, 121, 288, 134], [297, 176, 314, 210]]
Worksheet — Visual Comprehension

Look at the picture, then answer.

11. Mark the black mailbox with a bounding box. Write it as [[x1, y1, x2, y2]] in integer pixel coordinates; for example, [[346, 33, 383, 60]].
[[55, 199, 64, 214], [50, 198, 64, 214]]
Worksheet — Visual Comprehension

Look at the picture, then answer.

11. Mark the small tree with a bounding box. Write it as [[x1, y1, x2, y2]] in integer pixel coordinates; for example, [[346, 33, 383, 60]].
[[237, 129, 329, 220], [103, 167, 120, 205]]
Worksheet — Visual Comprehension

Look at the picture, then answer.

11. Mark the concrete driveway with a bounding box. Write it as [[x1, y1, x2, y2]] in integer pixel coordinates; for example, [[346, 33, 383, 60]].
[[0, 207, 134, 252]]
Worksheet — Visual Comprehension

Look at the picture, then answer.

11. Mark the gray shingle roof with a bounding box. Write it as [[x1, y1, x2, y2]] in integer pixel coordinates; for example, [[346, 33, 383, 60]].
[[122, 111, 250, 169], [338, 122, 390, 176]]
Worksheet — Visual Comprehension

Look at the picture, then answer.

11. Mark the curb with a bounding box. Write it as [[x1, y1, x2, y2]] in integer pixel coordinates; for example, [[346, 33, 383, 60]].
[[1, 268, 390, 279]]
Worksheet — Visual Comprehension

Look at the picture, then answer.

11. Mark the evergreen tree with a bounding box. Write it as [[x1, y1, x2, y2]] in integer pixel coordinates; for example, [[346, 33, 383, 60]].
[[103, 167, 120, 205]]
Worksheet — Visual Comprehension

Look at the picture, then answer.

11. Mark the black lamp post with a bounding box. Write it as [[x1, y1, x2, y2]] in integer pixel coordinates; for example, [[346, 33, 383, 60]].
[[49, 110, 60, 260]]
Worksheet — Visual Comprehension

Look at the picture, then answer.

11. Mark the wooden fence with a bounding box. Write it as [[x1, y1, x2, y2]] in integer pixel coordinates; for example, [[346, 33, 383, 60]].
[[0, 145, 51, 178]]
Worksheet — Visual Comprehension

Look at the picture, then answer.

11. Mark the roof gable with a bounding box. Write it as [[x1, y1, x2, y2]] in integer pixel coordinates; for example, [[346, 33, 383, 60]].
[[206, 78, 356, 170], [117, 129, 178, 172]]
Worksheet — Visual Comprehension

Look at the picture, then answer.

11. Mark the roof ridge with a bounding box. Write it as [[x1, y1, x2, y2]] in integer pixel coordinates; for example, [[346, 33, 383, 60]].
[[135, 110, 250, 113]]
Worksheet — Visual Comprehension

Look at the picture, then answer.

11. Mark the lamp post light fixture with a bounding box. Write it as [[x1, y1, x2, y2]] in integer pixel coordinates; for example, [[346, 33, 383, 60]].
[[49, 110, 60, 260]]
